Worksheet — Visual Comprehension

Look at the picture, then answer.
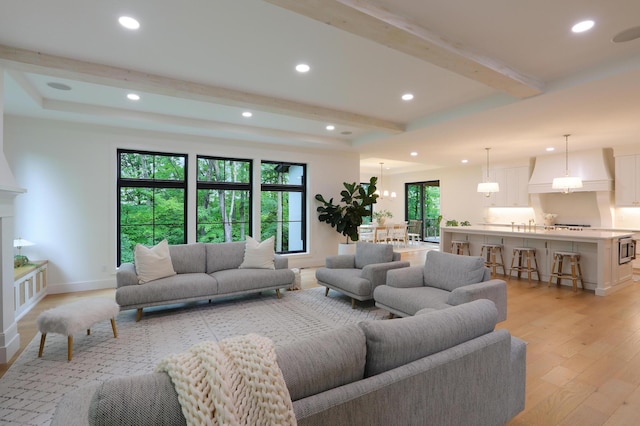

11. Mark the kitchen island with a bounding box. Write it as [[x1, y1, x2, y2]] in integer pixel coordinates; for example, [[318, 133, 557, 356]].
[[441, 225, 635, 296]]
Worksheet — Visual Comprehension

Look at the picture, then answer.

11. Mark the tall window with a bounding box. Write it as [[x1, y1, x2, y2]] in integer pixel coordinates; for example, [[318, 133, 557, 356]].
[[197, 156, 252, 243], [117, 149, 187, 265], [406, 180, 441, 242], [261, 161, 306, 253]]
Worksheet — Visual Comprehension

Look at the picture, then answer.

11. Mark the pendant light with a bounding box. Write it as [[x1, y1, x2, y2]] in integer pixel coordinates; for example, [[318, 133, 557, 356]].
[[375, 162, 396, 199], [477, 148, 499, 197], [552, 134, 583, 194]]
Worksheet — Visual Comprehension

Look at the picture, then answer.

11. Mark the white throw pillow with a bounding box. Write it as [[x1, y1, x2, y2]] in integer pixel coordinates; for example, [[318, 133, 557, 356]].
[[134, 239, 177, 284], [239, 236, 276, 269]]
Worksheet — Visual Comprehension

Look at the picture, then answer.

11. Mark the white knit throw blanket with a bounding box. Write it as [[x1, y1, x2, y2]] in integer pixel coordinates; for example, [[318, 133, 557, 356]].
[[155, 334, 297, 426]]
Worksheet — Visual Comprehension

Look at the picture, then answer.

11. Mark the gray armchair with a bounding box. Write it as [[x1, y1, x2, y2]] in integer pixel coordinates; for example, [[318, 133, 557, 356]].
[[374, 250, 507, 321], [315, 242, 410, 308]]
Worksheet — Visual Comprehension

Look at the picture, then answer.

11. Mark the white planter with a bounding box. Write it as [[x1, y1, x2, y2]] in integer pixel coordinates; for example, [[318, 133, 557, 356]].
[[338, 243, 357, 255]]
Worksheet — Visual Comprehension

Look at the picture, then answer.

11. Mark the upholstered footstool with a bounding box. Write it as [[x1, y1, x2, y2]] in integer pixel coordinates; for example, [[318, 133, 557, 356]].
[[36, 298, 120, 361]]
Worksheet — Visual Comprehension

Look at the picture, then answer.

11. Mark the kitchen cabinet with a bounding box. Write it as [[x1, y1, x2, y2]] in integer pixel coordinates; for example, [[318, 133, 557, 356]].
[[615, 154, 640, 206], [482, 166, 529, 207]]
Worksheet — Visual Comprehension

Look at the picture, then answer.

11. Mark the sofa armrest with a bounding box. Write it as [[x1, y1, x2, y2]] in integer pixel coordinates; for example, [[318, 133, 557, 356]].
[[116, 263, 139, 288], [447, 279, 507, 322], [361, 261, 410, 289], [274, 254, 288, 269], [325, 254, 356, 269], [385, 266, 425, 288]]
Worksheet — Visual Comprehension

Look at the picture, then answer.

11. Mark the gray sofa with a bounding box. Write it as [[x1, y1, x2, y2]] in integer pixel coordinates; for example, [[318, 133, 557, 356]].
[[51, 299, 526, 426], [315, 242, 410, 308], [116, 241, 294, 320], [374, 250, 508, 321]]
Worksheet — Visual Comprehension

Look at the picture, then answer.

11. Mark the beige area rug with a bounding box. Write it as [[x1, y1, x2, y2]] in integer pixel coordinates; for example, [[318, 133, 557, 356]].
[[0, 287, 387, 425]]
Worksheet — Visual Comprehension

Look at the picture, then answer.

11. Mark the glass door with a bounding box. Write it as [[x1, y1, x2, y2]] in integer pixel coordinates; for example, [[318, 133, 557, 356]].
[[405, 181, 441, 242]]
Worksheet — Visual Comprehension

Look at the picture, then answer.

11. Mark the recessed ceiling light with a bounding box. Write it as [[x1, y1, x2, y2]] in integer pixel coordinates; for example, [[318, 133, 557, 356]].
[[461, 159, 469, 164], [572, 20, 594, 33], [118, 16, 140, 30], [410, 152, 418, 156], [402, 93, 414, 101], [295, 63, 310, 73], [326, 125, 335, 131], [242, 111, 253, 118], [546, 147, 555, 152], [127, 93, 140, 101], [47, 82, 72, 91]]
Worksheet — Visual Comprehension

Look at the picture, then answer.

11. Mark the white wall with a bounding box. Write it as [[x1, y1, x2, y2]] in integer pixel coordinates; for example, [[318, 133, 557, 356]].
[[4, 116, 358, 293], [362, 164, 489, 225]]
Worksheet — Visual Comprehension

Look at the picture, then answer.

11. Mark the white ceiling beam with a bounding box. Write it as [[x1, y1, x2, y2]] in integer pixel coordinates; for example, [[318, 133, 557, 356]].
[[5, 69, 43, 108], [264, 0, 544, 98], [42, 99, 351, 148], [0, 44, 404, 133]]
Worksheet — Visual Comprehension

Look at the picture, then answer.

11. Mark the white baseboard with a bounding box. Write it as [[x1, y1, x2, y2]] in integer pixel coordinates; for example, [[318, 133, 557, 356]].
[[48, 278, 116, 294]]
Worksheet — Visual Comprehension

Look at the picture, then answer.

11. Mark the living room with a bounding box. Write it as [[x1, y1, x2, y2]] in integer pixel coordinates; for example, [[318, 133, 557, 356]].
[[3, 1, 640, 425]]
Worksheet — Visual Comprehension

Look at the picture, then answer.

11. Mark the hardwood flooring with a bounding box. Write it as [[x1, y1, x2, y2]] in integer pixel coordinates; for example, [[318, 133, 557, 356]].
[[2, 247, 640, 425]]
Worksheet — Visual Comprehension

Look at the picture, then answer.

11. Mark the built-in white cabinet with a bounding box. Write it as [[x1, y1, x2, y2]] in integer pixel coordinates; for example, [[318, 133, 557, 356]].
[[615, 154, 640, 206], [482, 166, 530, 207]]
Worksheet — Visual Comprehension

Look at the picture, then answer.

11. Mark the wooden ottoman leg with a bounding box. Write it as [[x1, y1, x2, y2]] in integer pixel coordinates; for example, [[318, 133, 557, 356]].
[[87, 329, 91, 335], [276, 288, 281, 299], [111, 318, 118, 338], [136, 308, 143, 322], [38, 333, 47, 358], [68, 336, 73, 361]]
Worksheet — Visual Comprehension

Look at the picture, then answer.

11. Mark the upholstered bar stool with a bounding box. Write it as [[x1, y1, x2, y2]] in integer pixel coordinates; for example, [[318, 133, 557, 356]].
[[548, 251, 584, 292], [451, 240, 471, 256], [509, 247, 540, 282], [480, 244, 506, 277]]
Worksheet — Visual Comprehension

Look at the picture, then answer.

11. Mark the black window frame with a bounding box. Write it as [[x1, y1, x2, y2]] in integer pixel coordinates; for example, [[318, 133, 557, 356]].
[[260, 160, 307, 254], [196, 155, 253, 243], [117, 148, 188, 266]]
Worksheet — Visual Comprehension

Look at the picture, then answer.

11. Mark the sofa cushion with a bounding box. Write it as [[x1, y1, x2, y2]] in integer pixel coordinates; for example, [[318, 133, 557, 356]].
[[423, 250, 486, 292], [355, 242, 394, 269], [239, 236, 275, 270], [212, 268, 294, 294], [315, 268, 372, 297], [205, 241, 247, 273], [373, 285, 452, 316], [115, 273, 217, 308], [134, 239, 176, 284], [168, 243, 207, 274], [358, 299, 498, 377], [276, 324, 366, 401]]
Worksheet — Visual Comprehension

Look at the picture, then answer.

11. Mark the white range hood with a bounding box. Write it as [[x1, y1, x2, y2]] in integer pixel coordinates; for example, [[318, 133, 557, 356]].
[[528, 148, 614, 194]]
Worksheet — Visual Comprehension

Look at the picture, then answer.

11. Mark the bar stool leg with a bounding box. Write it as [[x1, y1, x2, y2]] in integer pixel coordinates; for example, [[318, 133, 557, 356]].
[[548, 255, 558, 287], [509, 249, 517, 278], [576, 258, 585, 290], [570, 258, 578, 292], [532, 251, 541, 281]]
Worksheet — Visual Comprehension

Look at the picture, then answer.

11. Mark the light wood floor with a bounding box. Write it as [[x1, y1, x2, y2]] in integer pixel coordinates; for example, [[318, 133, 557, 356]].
[[2, 247, 640, 425]]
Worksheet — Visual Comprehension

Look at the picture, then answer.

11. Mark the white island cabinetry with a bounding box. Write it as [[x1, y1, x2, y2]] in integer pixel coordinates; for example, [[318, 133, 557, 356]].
[[441, 226, 633, 296]]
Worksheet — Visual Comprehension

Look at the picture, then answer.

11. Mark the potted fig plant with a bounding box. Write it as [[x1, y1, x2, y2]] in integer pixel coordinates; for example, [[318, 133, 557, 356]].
[[315, 176, 378, 252]]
